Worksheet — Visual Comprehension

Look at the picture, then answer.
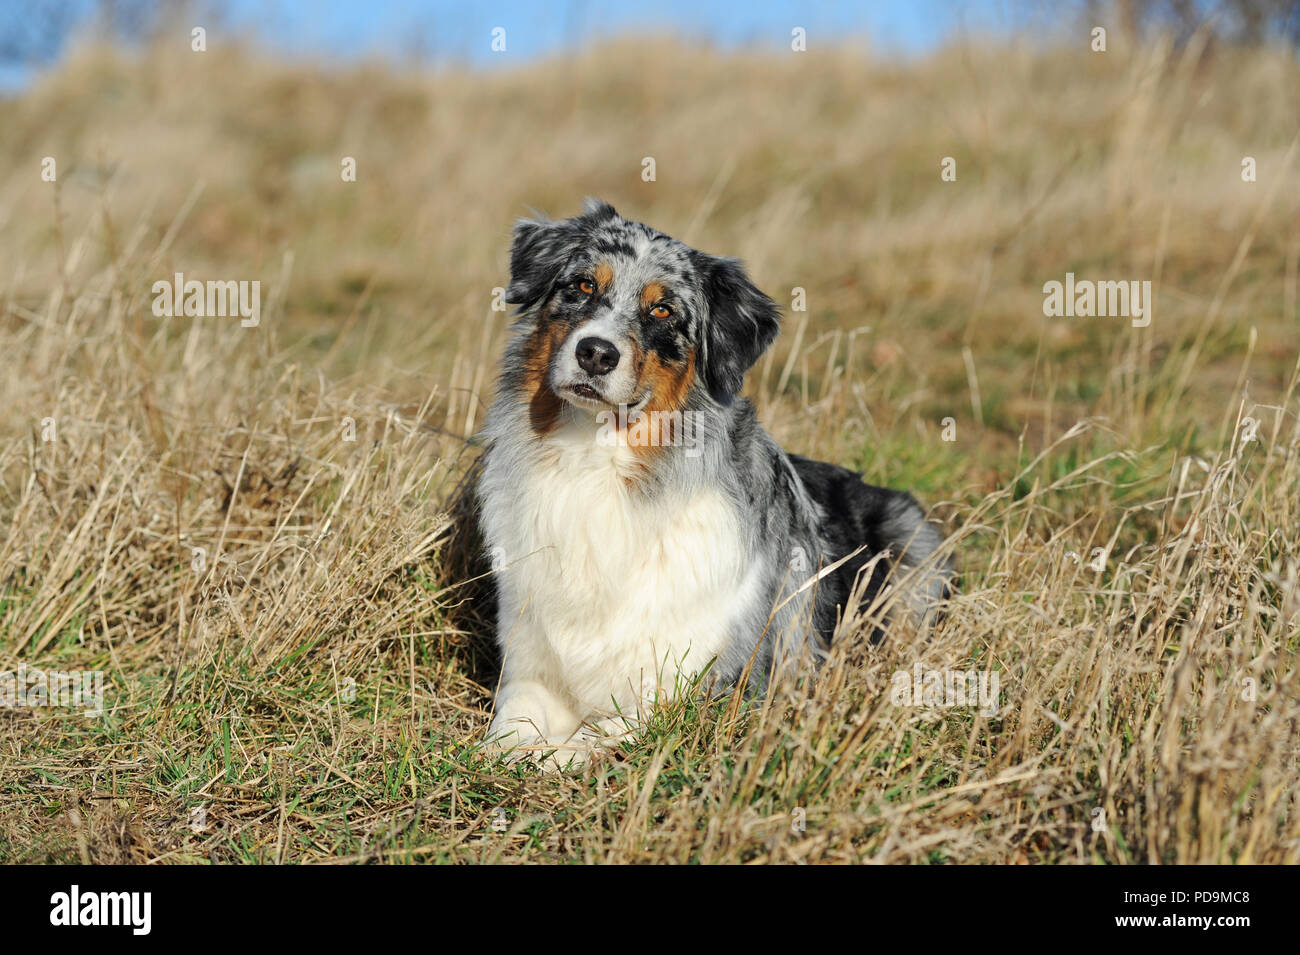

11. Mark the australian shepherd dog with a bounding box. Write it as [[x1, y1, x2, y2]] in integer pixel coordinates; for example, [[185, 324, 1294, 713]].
[[476, 199, 953, 766]]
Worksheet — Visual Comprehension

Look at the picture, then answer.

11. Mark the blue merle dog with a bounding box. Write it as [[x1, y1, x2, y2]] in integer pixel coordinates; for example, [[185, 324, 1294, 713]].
[[476, 199, 953, 765]]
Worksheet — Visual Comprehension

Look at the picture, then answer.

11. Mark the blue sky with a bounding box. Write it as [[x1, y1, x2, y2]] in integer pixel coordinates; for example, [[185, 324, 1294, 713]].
[[2, 0, 1027, 88], [213, 0, 1021, 63]]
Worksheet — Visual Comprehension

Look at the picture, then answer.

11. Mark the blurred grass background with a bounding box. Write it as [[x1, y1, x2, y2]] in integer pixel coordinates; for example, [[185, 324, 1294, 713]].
[[3, 28, 1297, 466]]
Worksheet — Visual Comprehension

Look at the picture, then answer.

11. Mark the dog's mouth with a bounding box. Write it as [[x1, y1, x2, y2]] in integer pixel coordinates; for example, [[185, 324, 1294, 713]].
[[558, 381, 652, 415], [565, 383, 603, 403]]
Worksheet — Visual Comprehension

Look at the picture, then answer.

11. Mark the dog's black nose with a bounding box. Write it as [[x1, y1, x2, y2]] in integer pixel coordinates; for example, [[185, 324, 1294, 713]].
[[575, 337, 620, 377]]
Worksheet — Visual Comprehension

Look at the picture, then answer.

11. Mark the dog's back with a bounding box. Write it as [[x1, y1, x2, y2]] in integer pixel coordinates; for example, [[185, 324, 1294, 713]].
[[790, 455, 953, 641]]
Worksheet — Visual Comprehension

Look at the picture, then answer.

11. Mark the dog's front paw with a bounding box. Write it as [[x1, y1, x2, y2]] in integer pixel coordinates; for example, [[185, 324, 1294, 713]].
[[485, 679, 587, 769], [484, 712, 548, 757], [484, 729, 588, 771], [484, 711, 577, 770], [483, 725, 540, 758]]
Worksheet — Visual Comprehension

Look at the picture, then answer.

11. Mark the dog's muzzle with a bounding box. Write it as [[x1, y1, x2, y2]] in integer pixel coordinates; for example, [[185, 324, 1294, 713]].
[[575, 337, 620, 377]]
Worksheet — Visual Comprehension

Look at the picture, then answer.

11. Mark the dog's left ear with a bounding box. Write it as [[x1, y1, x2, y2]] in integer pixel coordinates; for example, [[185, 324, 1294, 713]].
[[505, 200, 618, 311], [694, 254, 781, 404], [505, 216, 581, 310]]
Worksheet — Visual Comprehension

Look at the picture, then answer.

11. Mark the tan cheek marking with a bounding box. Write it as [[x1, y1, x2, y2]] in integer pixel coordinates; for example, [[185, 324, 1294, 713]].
[[642, 348, 695, 416], [520, 316, 568, 436], [594, 262, 614, 293], [626, 348, 696, 465]]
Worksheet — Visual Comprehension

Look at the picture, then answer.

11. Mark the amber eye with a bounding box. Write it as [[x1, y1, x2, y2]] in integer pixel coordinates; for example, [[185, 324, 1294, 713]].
[[578, 280, 595, 295], [650, 303, 672, 319]]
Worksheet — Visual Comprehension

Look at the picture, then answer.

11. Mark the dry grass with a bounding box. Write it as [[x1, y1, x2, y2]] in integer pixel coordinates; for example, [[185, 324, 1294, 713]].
[[0, 32, 1298, 863]]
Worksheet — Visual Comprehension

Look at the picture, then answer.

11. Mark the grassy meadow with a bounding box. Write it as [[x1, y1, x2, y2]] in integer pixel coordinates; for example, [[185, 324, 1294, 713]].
[[0, 31, 1298, 863]]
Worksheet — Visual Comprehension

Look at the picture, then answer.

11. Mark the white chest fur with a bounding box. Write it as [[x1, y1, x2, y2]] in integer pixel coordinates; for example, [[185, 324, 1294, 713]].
[[484, 420, 759, 721]]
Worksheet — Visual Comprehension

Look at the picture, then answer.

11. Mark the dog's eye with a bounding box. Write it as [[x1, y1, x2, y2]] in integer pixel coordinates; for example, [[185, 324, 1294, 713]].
[[577, 280, 595, 295], [649, 303, 672, 319]]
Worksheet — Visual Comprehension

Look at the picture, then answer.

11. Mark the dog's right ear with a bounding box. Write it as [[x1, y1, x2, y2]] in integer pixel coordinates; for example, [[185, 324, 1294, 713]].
[[505, 216, 581, 310], [693, 253, 781, 405]]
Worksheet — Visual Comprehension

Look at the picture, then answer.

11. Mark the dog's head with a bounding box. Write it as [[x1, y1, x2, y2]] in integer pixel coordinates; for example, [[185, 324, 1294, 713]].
[[505, 199, 780, 426]]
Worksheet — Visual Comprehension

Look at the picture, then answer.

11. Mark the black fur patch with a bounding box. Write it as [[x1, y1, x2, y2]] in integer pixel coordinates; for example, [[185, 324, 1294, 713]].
[[692, 253, 781, 404], [789, 454, 922, 641]]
